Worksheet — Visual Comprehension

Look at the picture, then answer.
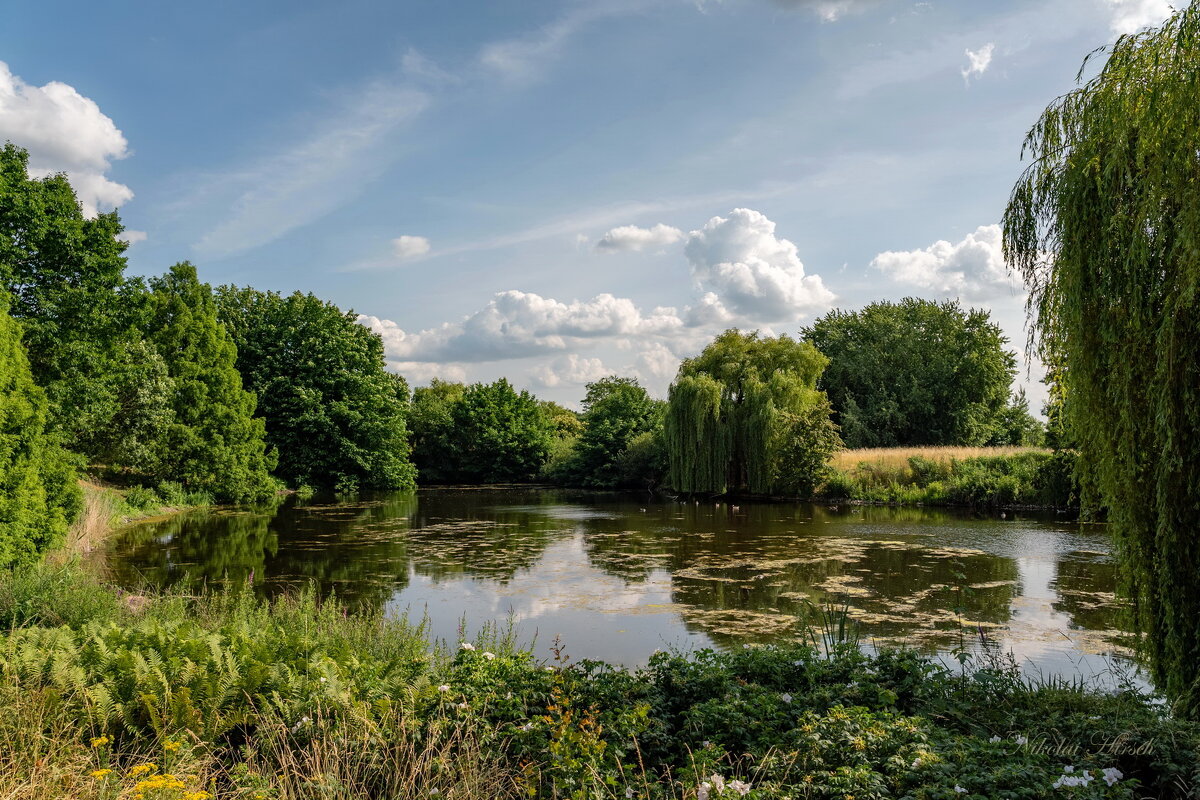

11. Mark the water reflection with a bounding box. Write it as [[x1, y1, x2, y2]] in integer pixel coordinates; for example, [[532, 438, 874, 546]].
[[101, 488, 1134, 677]]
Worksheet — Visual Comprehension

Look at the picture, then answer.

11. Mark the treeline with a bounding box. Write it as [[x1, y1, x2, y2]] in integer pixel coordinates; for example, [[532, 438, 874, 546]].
[[0, 140, 1046, 565]]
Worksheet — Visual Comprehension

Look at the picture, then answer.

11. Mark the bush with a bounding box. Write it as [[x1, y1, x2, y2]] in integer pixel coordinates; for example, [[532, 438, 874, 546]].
[[122, 486, 161, 513]]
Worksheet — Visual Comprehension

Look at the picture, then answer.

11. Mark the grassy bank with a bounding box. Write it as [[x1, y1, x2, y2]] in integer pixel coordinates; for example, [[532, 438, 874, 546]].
[[62, 480, 215, 556], [816, 447, 1078, 510], [0, 562, 1193, 799]]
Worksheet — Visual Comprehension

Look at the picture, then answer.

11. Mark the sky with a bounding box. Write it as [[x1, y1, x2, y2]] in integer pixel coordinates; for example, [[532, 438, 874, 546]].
[[0, 0, 1178, 408]]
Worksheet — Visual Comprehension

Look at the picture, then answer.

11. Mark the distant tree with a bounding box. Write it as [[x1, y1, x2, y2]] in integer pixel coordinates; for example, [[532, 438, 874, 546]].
[[448, 379, 554, 483], [0, 292, 81, 565], [539, 401, 584, 440], [803, 299, 1017, 448], [409, 380, 467, 484], [1003, 5, 1200, 711], [665, 330, 839, 495], [143, 264, 276, 501], [987, 389, 1045, 447], [560, 376, 665, 488], [215, 286, 416, 491], [0, 143, 140, 451]]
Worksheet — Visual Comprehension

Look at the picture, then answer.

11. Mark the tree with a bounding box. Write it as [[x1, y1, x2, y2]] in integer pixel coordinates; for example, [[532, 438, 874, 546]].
[[987, 389, 1045, 447], [143, 264, 276, 501], [1003, 5, 1200, 712], [559, 376, 665, 488], [215, 286, 417, 491], [409, 380, 467, 484], [0, 293, 81, 565], [665, 330, 839, 495], [803, 299, 1017, 448], [0, 144, 138, 451], [447, 379, 554, 483]]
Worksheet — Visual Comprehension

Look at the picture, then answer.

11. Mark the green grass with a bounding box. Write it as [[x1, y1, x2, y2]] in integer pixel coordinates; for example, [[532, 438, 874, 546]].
[[0, 561, 1192, 799]]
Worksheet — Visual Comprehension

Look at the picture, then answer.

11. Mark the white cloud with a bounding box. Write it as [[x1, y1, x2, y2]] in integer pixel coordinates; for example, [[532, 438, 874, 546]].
[[772, 0, 877, 21], [684, 207, 834, 323], [118, 229, 147, 245], [531, 354, 613, 388], [0, 61, 132, 217], [359, 291, 684, 364], [1105, 0, 1173, 34], [634, 342, 680, 381], [479, 5, 627, 83], [192, 81, 428, 257], [595, 223, 684, 253], [870, 224, 1021, 301], [392, 235, 431, 260], [961, 43, 995, 84], [387, 360, 468, 385]]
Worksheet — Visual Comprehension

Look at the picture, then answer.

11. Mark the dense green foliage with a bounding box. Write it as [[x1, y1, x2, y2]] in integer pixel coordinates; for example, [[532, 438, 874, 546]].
[[0, 563, 1194, 799], [0, 297, 80, 565], [666, 330, 840, 495], [1003, 5, 1200, 713], [551, 376, 665, 488], [410, 379, 555, 484], [215, 286, 416, 492], [141, 264, 277, 501], [804, 299, 1027, 448]]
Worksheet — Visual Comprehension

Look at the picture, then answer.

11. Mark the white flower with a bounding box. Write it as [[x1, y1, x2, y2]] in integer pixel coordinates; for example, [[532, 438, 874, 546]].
[[1102, 767, 1123, 786], [729, 779, 751, 797], [702, 741, 712, 749], [1015, 735, 1028, 745], [954, 786, 967, 795], [460, 642, 476, 651], [709, 774, 725, 793], [319, 677, 327, 683], [780, 692, 793, 704], [519, 722, 534, 731], [456, 701, 468, 709], [482, 651, 496, 660], [626, 788, 634, 799], [988, 735, 1001, 743], [437, 684, 450, 693], [429, 790, 440, 797], [1063, 766, 1074, 773], [793, 659, 804, 666], [698, 782, 711, 800]]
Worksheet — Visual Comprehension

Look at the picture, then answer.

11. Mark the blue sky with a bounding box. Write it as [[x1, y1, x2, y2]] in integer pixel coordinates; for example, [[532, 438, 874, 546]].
[[0, 0, 1175, 406]]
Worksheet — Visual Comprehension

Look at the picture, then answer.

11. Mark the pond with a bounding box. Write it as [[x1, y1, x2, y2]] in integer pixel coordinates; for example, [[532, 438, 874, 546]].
[[99, 488, 1137, 682]]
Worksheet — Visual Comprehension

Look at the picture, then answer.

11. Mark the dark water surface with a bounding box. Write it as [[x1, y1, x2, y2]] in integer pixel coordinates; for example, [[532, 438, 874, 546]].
[[100, 488, 1136, 681]]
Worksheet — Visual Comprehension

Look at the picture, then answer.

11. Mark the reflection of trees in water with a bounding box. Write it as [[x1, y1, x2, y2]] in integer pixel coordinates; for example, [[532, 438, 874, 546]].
[[1052, 552, 1131, 635]]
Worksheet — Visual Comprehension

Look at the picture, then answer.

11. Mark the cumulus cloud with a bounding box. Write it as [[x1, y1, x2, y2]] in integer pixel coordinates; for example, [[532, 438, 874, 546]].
[[870, 224, 1020, 301], [531, 354, 613, 388], [1105, 0, 1173, 34], [684, 208, 834, 323], [359, 290, 683, 364], [387, 360, 468, 385], [392, 234, 431, 260], [635, 342, 681, 381], [962, 43, 995, 84], [595, 223, 684, 253], [0, 61, 132, 216], [117, 229, 147, 245]]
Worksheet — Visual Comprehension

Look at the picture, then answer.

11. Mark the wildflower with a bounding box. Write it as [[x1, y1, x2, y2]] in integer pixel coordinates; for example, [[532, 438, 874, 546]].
[[698, 781, 711, 800], [988, 735, 1001, 743], [184, 793, 211, 800], [319, 676, 327, 683], [852, 737, 866, 751], [130, 763, 157, 776], [710, 774, 725, 793], [90, 736, 111, 748], [519, 722, 534, 731], [457, 701, 469, 709], [437, 684, 451, 693], [780, 692, 793, 703], [626, 788, 635, 799], [1015, 735, 1028, 745], [729, 779, 751, 797], [460, 642, 476, 651], [90, 769, 113, 779], [1102, 767, 1123, 786], [702, 740, 712, 748], [163, 739, 182, 752], [483, 651, 497, 660], [954, 786, 967, 795]]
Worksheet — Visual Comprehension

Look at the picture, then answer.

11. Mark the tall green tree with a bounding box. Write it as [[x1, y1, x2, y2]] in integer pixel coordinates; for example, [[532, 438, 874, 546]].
[[560, 376, 664, 488], [144, 264, 276, 501], [0, 144, 139, 451], [665, 330, 839, 495], [215, 286, 416, 491], [803, 299, 1017, 448], [0, 293, 80, 565], [448, 379, 554, 483], [1003, 4, 1200, 711], [409, 380, 467, 484]]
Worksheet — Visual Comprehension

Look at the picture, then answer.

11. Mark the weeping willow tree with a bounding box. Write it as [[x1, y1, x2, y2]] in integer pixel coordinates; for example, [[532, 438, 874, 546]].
[[665, 329, 839, 495], [1003, 4, 1200, 712]]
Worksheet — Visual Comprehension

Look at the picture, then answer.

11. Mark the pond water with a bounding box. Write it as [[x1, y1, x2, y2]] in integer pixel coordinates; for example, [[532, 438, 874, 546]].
[[100, 488, 1138, 683]]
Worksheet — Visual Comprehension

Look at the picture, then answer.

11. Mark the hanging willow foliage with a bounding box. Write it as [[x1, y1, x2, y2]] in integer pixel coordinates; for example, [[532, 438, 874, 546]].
[[664, 330, 838, 495], [1003, 3, 1200, 712]]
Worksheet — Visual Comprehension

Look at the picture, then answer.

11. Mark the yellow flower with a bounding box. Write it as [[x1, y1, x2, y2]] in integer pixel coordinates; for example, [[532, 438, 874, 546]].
[[90, 736, 111, 748], [130, 763, 157, 776], [183, 792, 211, 800], [164, 739, 183, 752], [852, 737, 867, 751], [90, 768, 114, 779]]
